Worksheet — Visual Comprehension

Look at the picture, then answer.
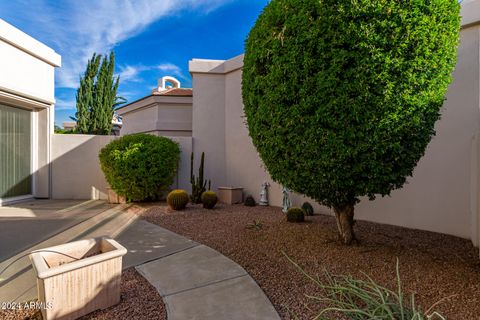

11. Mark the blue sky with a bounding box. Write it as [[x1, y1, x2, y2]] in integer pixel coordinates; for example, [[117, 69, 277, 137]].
[[0, 0, 269, 126]]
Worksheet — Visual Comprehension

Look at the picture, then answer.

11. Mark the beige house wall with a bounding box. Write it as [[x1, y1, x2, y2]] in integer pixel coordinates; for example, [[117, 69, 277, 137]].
[[191, 71, 227, 190], [0, 19, 61, 204], [51, 135, 116, 200], [117, 95, 192, 137], [189, 5, 480, 243]]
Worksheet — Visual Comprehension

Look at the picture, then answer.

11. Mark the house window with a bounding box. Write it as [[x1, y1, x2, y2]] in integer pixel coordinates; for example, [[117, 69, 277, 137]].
[[0, 104, 32, 199]]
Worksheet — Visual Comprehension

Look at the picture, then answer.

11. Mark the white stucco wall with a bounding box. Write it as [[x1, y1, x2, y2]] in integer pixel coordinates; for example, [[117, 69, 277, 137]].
[[0, 19, 60, 104], [0, 19, 61, 203], [189, 5, 480, 242], [51, 135, 116, 200]]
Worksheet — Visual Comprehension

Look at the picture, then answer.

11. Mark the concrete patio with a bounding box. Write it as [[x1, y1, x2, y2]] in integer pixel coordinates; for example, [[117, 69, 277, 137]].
[[0, 199, 280, 319]]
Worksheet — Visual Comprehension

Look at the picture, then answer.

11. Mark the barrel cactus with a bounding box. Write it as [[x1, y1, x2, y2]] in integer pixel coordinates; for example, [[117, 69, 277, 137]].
[[201, 191, 218, 209], [167, 189, 189, 210], [302, 202, 314, 216], [287, 207, 305, 223]]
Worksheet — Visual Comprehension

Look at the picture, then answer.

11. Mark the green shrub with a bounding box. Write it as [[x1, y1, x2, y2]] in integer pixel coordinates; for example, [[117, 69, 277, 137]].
[[301, 202, 314, 216], [201, 191, 218, 209], [243, 0, 460, 244], [99, 133, 180, 201], [167, 189, 189, 210], [286, 207, 304, 223], [285, 255, 448, 320], [244, 195, 256, 207]]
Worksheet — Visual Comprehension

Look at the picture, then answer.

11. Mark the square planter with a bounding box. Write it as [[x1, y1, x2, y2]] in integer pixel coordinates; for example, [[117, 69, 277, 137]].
[[217, 187, 243, 204], [30, 237, 127, 320], [107, 187, 126, 204]]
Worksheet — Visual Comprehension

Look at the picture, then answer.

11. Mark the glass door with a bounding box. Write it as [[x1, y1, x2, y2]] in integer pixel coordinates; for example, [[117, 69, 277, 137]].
[[0, 104, 32, 199]]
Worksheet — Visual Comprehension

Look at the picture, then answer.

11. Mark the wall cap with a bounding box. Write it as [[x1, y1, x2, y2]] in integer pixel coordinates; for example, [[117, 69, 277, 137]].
[[189, 54, 244, 74], [0, 19, 61, 67]]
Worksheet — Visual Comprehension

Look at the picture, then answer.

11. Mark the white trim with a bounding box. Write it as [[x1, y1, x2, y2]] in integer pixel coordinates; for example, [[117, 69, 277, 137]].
[[189, 55, 244, 75], [0, 86, 54, 107], [31, 110, 37, 197], [0, 19, 61, 67], [0, 194, 34, 206]]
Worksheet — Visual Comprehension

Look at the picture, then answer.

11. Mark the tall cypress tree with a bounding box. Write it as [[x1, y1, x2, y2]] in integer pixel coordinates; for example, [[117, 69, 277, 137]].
[[75, 53, 101, 133], [74, 52, 123, 135]]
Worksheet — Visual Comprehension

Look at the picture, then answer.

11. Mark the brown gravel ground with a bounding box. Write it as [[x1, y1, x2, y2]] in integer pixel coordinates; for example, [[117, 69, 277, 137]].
[[0, 268, 166, 320], [135, 202, 480, 320]]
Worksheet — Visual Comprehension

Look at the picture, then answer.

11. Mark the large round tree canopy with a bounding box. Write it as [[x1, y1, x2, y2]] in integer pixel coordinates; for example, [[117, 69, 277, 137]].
[[242, 0, 460, 208]]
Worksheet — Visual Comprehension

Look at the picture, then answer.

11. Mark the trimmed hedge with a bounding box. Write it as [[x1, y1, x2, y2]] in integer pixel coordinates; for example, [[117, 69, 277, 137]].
[[99, 133, 180, 201], [242, 0, 460, 209]]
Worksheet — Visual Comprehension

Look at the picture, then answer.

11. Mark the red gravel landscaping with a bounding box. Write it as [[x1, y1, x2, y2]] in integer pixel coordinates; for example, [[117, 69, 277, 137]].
[[134, 202, 480, 320], [0, 268, 166, 320]]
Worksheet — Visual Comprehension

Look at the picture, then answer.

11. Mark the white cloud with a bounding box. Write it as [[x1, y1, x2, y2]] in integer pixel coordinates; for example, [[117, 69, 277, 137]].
[[4, 0, 232, 88], [116, 62, 187, 83], [117, 65, 148, 82], [55, 98, 76, 111], [156, 63, 188, 80]]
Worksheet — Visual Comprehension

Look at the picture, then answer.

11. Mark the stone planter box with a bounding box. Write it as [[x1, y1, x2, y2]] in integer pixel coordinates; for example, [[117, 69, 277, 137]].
[[30, 237, 127, 320], [107, 187, 126, 204], [217, 187, 243, 204]]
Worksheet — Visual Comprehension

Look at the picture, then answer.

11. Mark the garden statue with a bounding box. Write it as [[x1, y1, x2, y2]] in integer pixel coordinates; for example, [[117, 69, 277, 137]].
[[259, 181, 270, 206], [282, 187, 291, 213]]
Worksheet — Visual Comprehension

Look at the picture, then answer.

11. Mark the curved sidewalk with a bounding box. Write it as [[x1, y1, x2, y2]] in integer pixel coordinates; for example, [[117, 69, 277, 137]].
[[118, 219, 280, 320]]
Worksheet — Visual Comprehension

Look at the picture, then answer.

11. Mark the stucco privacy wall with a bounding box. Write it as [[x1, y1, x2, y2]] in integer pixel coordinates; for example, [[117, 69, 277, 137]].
[[189, 2, 480, 242], [0, 19, 61, 203], [51, 134, 192, 200]]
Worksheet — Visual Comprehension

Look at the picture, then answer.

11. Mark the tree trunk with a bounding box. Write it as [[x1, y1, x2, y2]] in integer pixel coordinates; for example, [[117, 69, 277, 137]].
[[333, 204, 356, 245]]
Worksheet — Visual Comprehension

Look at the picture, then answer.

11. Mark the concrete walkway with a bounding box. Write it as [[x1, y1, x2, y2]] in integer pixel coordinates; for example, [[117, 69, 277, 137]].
[[0, 200, 280, 319], [119, 223, 280, 320], [0, 199, 113, 261]]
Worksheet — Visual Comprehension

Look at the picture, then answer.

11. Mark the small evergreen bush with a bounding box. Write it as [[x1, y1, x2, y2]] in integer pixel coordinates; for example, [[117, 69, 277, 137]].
[[167, 190, 189, 210], [201, 191, 218, 209], [99, 133, 180, 201], [244, 195, 256, 207], [302, 202, 314, 216], [286, 207, 305, 223]]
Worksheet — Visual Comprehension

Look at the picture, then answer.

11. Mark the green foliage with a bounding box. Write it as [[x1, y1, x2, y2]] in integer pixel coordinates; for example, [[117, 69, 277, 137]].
[[75, 52, 126, 135], [201, 191, 218, 209], [246, 220, 263, 230], [243, 0, 460, 210], [301, 202, 314, 216], [167, 189, 189, 210], [54, 125, 74, 134], [285, 255, 449, 320], [76, 53, 100, 134], [244, 195, 256, 207], [286, 207, 305, 223], [190, 152, 211, 203], [99, 134, 180, 201]]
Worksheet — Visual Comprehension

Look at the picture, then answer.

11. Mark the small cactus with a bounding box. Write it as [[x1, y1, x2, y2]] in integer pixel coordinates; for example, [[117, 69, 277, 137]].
[[286, 207, 305, 223], [190, 152, 211, 204], [244, 195, 256, 207], [201, 191, 218, 209], [301, 202, 314, 216], [167, 189, 189, 210]]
